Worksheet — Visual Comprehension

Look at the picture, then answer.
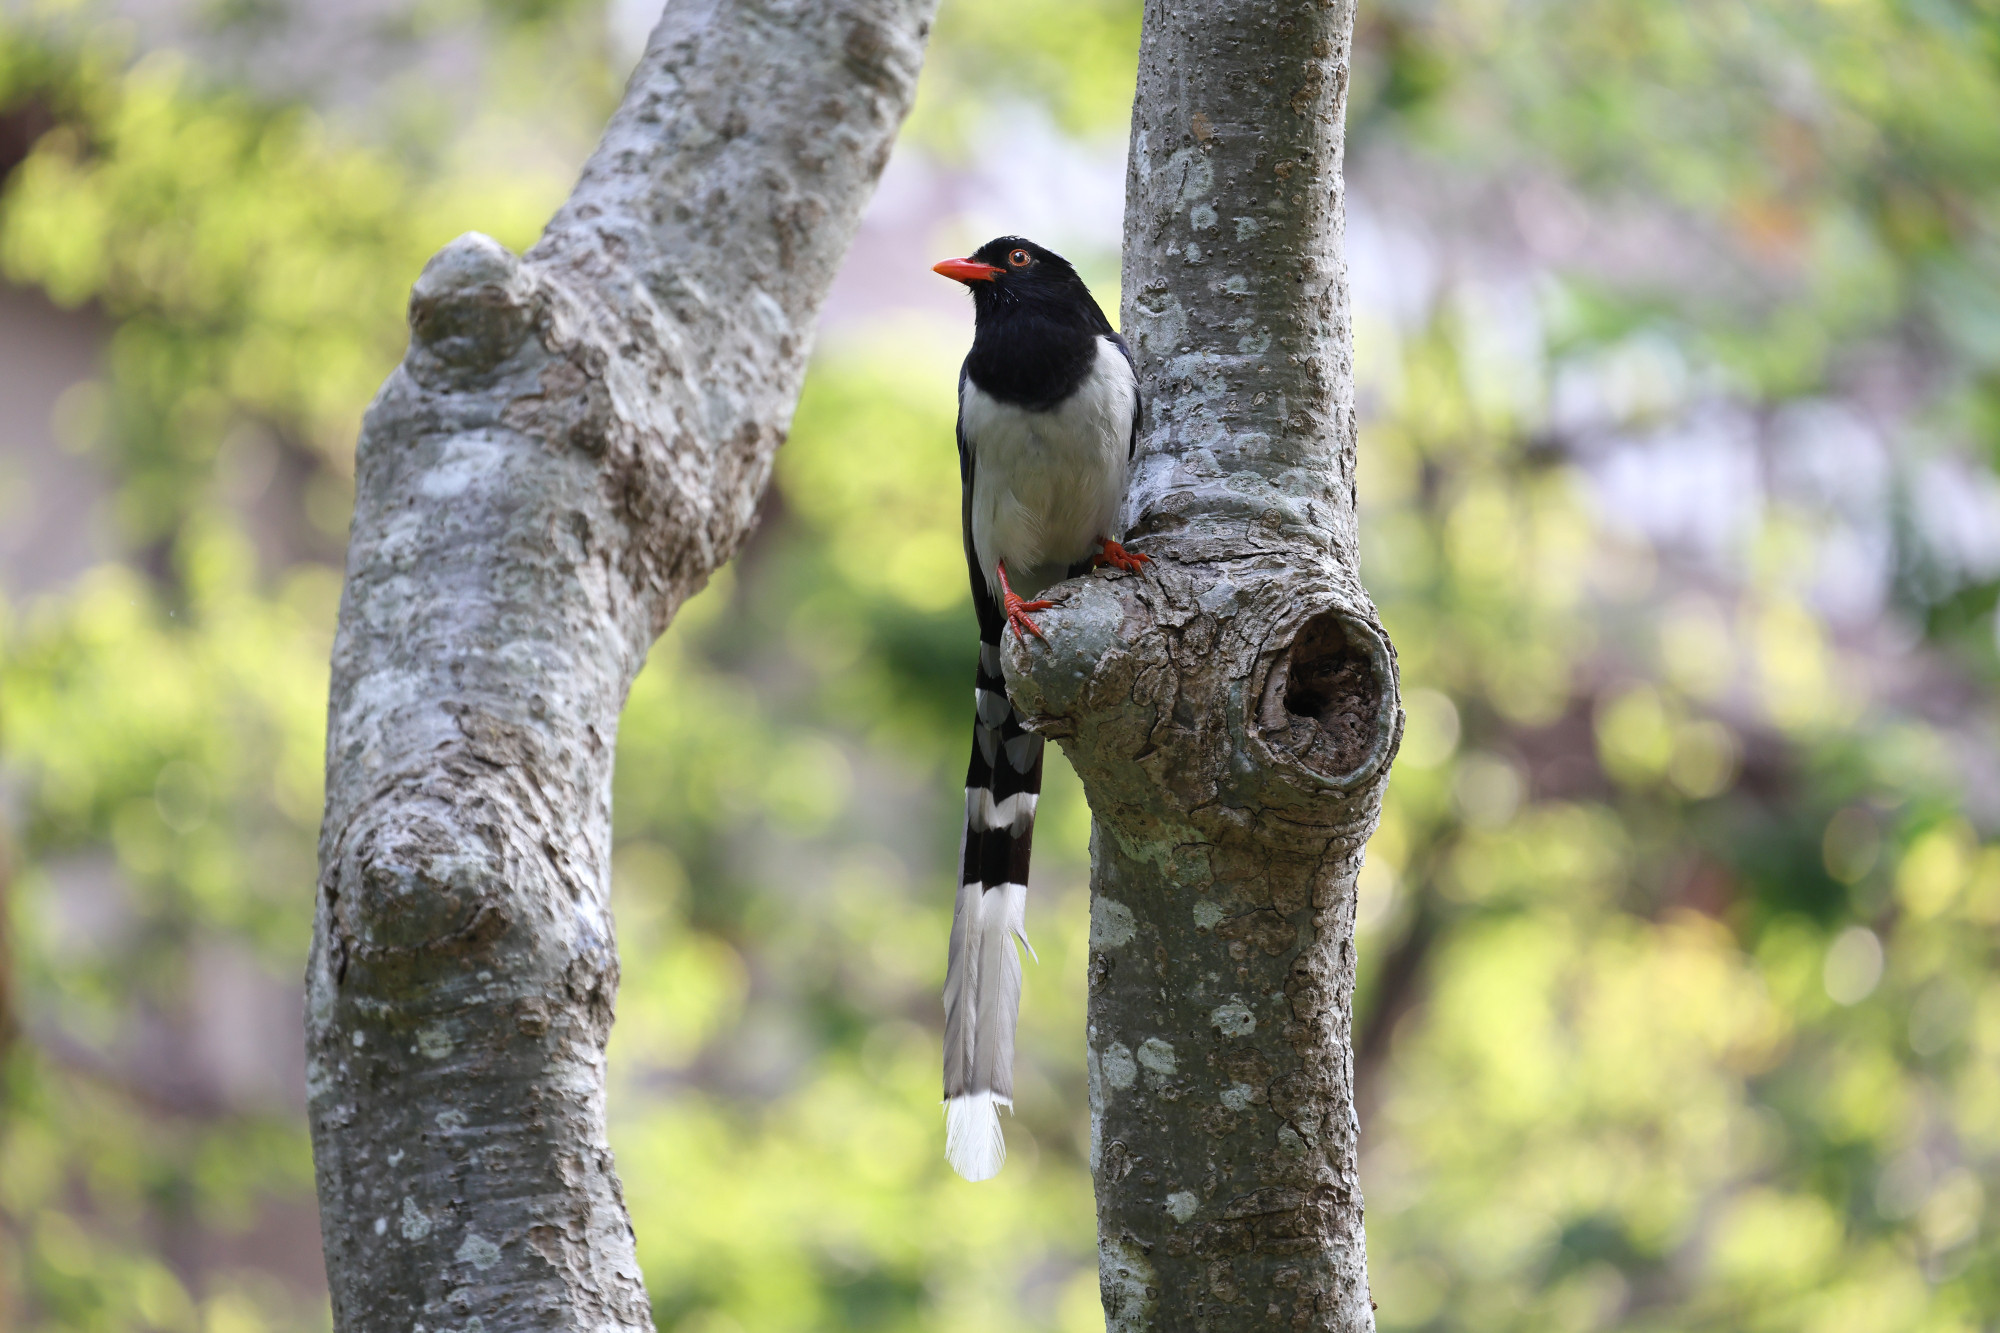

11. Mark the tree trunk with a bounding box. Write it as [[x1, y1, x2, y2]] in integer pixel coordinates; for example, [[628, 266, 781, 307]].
[[1005, 1, 1398, 1328], [303, 3, 934, 1328]]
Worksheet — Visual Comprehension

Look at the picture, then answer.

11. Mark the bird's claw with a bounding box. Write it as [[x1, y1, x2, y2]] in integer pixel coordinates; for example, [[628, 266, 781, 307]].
[[1006, 597, 1053, 642], [1092, 538, 1151, 574], [996, 562, 1053, 644]]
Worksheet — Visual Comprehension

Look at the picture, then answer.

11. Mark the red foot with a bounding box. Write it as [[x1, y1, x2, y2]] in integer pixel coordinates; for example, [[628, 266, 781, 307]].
[[997, 561, 1053, 643], [1092, 537, 1151, 574]]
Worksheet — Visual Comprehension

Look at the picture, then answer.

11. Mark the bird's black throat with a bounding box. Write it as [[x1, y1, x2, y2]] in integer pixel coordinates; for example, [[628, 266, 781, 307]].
[[963, 311, 1103, 413]]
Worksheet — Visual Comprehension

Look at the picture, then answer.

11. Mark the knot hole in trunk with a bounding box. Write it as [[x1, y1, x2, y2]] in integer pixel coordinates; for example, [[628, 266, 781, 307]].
[[1258, 610, 1399, 788]]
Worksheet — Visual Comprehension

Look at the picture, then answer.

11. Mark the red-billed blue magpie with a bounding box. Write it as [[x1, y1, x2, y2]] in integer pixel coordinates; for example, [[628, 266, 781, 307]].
[[932, 237, 1147, 1181]]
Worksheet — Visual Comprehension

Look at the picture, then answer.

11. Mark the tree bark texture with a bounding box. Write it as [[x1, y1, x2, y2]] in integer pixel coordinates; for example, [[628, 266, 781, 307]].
[[1005, 2, 1399, 1328], [303, 3, 934, 1328]]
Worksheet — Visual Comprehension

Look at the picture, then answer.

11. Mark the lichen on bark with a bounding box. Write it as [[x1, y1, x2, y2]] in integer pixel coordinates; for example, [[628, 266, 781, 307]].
[[1004, 1, 1400, 1327]]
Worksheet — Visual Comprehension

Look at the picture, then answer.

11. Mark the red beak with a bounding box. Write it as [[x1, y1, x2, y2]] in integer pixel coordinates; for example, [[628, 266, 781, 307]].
[[933, 257, 1002, 284]]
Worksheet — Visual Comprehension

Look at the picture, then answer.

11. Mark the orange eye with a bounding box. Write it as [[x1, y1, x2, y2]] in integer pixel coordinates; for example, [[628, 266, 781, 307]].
[[1008, 248, 1031, 267]]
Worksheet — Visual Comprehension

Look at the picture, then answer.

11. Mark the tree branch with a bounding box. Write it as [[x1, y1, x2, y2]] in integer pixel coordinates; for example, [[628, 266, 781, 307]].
[[304, 3, 935, 1328], [1004, 1, 1399, 1327]]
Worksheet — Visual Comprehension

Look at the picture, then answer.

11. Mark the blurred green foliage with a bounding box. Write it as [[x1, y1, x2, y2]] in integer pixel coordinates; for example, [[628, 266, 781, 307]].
[[1, 1, 1999, 1331], [910, 0, 1139, 148]]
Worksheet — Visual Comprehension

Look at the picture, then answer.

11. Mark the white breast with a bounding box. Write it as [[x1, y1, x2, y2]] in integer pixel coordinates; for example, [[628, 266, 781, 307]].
[[964, 336, 1138, 600]]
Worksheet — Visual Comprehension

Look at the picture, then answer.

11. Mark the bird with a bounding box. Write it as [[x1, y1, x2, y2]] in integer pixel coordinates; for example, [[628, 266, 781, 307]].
[[931, 236, 1148, 1181]]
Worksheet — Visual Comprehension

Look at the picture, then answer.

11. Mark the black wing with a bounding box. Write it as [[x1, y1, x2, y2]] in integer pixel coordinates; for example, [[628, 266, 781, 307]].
[[958, 360, 1005, 643], [1106, 330, 1143, 461]]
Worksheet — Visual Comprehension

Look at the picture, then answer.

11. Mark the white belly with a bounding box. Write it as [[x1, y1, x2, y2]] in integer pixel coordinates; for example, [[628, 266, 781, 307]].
[[965, 337, 1137, 600]]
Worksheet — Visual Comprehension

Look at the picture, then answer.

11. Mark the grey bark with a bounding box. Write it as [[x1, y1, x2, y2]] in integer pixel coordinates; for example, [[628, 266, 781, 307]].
[[303, 3, 934, 1328], [1004, 1, 1399, 1328]]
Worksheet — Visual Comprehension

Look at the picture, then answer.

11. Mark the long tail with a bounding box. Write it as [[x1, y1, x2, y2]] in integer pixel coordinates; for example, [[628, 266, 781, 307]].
[[942, 636, 1042, 1181]]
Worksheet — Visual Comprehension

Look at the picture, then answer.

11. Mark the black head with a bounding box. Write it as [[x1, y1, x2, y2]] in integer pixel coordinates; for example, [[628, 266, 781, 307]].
[[932, 236, 1111, 335]]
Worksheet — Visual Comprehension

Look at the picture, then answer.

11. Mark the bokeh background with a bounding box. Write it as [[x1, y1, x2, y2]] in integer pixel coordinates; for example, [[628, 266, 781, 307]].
[[3, 0, 2000, 1328]]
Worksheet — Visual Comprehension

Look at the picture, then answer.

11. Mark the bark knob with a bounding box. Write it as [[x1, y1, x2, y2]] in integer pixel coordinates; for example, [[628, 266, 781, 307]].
[[408, 232, 536, 375]]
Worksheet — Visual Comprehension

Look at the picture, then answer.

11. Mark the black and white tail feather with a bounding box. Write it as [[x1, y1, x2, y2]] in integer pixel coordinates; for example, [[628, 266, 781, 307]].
[[941, 630, 1042, 1181], [935, 236, 1142, 1182]]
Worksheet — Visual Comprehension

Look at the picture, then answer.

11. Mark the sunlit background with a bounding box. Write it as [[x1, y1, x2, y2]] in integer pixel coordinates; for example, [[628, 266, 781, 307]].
[[3, 0, 2000, 1328]]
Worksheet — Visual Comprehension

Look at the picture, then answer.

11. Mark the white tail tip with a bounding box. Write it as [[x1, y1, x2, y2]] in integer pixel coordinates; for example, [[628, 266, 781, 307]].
[[944, 1091, 1011, 1181]]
